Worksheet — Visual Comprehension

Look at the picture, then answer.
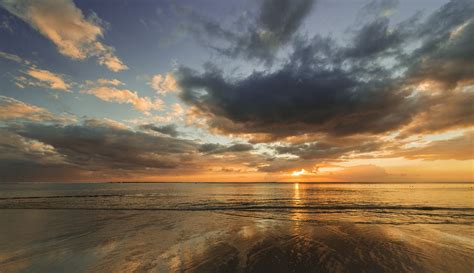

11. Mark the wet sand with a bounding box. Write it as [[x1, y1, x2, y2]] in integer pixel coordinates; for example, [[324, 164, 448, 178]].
[[0, 209, 473, 273]]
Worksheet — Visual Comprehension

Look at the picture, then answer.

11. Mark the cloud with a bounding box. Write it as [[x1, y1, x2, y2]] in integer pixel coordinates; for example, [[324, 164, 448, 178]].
[[176, 63, 416, 141], [0, 52, 71, 91], [176, 0, 474, 142], [1, 0, 473, 182], [0, 51, 29, 64], [82, 86, 163, 114], [127, 103, 186, 125], [0, 115, 266, 181], [13, 65, 72, 92], [395, 132, 474, 161], [8, 119, 197, 171], [139, 124, 179, 137], [171, 103, 185, 116], [344, 17, 408, 58], [274, 137, 382, 160], [257, 158, 315, 173], [189, 0, 316, 63], [1, 0, 128, 72], [96, 78, 124, 87], [399, 1, 474, 89], [319, 164, 390, 182], [360, 0, 400, 18], [0, 96, 234, 181], [0, 95, 70, 122], [22, 67, 70, 91], [198, 143, 253, 154], [93, 43, 128, 72], [0, 13, 14, 32], [258, 160, 392, 182], [0, 129, 66, 165], [450, 20, 471, 40], [399, 89, 474, 137], [149, 73, 178, 94], [83, 118, 128, 130]]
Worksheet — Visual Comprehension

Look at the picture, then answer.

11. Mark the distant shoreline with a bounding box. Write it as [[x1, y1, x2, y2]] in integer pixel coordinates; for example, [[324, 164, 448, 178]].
[[1, 181, 473, 184], [108, 181, 474, 184]]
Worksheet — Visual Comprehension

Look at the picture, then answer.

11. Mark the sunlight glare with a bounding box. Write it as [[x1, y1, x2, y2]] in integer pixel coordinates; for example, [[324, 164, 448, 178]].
[[291, 169, 307, 177]]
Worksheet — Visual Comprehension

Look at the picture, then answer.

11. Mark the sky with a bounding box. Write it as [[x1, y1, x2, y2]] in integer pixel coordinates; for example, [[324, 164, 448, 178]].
[[0, 0, 472, 182]]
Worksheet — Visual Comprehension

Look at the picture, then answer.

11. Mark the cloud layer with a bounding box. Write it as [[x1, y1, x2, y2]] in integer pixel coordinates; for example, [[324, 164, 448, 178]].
[[1, 0, 128, 72], [190, 0, 316, 64], [176, 0, 474, 142], [0, 96, 70, 122], [82, 79, 163, 114], [0, 0, 472, 182], [149, 73, 178, 94], [21, 67, 70, 91], [0, 97, 262, 181]]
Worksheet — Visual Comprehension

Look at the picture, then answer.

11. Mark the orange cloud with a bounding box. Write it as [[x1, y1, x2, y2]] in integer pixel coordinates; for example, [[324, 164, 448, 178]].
[[0, 95, 71, 122], [150, 73, 178, 94], [126, 103, 186, 125], [83, 86, 163, 114], [96, 78, 124, 87], [24, 67, 70, 91], [396, 131, 474, 161], [2, 0, 127, 72]]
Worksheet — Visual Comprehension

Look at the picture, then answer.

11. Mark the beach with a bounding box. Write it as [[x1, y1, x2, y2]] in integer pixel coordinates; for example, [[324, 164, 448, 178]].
[[0, 183, 473, 272]]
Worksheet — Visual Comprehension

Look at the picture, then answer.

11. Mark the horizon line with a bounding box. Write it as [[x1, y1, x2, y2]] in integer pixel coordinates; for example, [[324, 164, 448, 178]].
[[2, 181, 473, 184]]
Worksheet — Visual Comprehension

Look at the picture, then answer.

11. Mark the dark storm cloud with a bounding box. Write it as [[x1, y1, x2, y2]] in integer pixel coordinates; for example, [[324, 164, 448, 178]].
[[0, 160, 82, 182], [191, 0, 316, 63], [176, 0, 474, 141], [177, 60, 417, 139], [399, 90, 474, 137], [398, 0, 474, 88], [274, 139, 382, 160], [0, 116, 265, 181], [360, 0, 399, 18], [344, 17, 407, 59], [198, 143, 253, 154], [416, 0, 473, 40], [139, 123, 179, 137], [0, 128, 78, 182], [0, 129, 64, 164], [8, 119, 198, 171]]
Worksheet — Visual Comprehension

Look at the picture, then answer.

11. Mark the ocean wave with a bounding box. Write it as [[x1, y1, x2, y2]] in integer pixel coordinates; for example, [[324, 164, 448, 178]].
[[0, 202, 473, 212]]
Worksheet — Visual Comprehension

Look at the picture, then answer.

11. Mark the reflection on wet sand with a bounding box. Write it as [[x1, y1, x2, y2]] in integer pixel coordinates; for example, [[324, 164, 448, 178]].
[[0, 209, 473, 273]]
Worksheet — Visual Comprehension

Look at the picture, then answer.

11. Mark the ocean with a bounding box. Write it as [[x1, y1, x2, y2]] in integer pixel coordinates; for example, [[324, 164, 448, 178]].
[[0, 182, 473, 272]]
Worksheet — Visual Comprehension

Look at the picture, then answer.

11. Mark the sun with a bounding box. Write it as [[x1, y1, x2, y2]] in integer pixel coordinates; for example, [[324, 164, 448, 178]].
[[291, 169, 307, 177]]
